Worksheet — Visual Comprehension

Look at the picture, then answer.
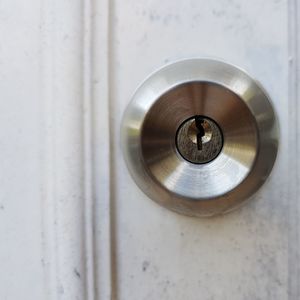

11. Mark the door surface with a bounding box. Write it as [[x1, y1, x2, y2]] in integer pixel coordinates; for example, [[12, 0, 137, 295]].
[[0, 0, 299, 299]]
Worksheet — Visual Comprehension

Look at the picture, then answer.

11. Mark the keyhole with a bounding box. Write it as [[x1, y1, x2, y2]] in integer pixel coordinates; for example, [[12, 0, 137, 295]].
[[176, 115, 223, 164], [195, 117, 205, 150]]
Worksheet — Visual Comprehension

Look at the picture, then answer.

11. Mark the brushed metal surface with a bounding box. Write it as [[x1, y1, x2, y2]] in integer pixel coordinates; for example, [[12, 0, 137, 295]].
[[121, 59, 279, 217]]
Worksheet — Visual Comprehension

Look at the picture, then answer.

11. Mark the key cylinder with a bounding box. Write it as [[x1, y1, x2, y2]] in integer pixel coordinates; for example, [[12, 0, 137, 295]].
[[176, 116, 223, 164]]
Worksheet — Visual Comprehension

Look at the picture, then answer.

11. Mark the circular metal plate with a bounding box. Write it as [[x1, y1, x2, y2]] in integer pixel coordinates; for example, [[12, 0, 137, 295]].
[[121, 59, 279, 217]]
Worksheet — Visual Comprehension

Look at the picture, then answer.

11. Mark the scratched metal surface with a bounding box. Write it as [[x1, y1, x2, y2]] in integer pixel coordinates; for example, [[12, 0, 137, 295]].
[[176, 110, 224, 164]]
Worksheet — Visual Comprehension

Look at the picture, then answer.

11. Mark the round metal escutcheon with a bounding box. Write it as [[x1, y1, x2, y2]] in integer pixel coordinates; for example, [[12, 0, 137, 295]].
[[121, 59, 279, 217]]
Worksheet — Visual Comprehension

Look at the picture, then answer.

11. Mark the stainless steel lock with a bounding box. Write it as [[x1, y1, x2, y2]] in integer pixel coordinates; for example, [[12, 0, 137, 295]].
[[121, 59, 279, 217]]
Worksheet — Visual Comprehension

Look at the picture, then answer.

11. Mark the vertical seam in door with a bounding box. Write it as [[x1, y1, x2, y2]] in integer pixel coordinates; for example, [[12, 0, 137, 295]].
[[288, 0, 300, 299], [41, 0, 92, 298], [91, 0, 116, 298], [107, 0, 119, 298], [82, 0, 96, 299]]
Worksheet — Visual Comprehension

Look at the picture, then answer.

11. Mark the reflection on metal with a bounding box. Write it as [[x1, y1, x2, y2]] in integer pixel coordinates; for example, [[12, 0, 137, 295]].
[[121, 59, 279, 217]]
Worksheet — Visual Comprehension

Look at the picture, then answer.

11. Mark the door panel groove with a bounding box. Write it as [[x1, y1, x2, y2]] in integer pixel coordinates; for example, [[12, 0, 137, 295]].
[[288, 0, 300, 298]]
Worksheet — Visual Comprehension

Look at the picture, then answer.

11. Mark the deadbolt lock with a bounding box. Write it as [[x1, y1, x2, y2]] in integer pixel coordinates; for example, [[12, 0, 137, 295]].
[[122, 59, 279, 217]]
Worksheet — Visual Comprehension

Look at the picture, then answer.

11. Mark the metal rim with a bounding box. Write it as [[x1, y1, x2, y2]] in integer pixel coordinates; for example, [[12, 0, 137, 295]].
[[121, 58, 279, 217]]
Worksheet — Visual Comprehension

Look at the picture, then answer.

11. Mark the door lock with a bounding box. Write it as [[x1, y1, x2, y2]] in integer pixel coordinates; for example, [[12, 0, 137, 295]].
[[121, 59, 279, 217]]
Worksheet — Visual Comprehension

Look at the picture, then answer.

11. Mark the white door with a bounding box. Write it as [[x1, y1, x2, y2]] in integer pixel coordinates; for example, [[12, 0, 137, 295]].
[[0, 0, 298, 299]]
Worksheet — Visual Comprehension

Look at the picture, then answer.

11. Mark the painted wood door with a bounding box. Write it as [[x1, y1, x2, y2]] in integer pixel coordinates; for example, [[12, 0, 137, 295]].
[[0, 0, 298, 299]]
